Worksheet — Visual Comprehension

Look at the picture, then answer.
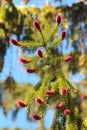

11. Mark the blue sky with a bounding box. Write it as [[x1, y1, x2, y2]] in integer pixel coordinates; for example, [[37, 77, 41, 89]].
[[0, 107, 54, 129], [13, 0, 76, 7], [0, 0, 85, 129]]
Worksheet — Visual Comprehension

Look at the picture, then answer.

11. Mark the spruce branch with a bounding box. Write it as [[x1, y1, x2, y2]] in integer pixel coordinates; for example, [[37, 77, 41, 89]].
[[40, 30, 46, 48]]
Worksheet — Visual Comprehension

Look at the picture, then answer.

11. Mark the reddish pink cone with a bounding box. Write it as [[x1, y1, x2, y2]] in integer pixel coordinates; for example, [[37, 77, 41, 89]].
[[33, 20, 41, 31], [10, 38, 20, 46], [17, 99, 27, 107], [26, 68, 36, 73], [35, 97, 44, 104], [37, 49, 43, 58], [56, 102, 65, 109], [56, 14, 62, 25], [19, 58, 31, 64], [61, 30, 66, 40], [60, 87, 68, 95], [32, 114, 41, 121], [45, 90, 55, 96], [64, 56, 72, 62], [64, 109, 71, 115]]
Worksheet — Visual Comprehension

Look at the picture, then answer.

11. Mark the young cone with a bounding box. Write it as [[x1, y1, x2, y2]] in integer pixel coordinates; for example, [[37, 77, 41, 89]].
[[19, 58, 31, 64], [61, 30, 66, 40], [64, 109, 71, 115], [26, 68, 36, 73], [17, 99, 27, 108], [64, 56, 72, 62], [10, 38, 20, 46], [56, 102, 65, 110], [37, 49, 43, 58], [60, 87, 68, 95], [32, 114, 41, 121], [45, 90, 55, 96], [56, 14, 62, 25], [35, 97, 44, 104], [33, 20, 41, 31]]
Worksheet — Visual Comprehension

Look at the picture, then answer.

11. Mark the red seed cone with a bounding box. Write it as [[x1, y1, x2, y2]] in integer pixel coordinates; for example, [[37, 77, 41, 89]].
[[61, 30, 66, 40], [45, 90, 55, 96], [26, 68, 36, 73], [35, 97, 44, 104], [64, 109, 71, 115], [19, 58, 31, 64], [56, 14, 62, 25], [17, 99, 27, 108], [64, 56, 72, 62], [56, 102, 65, 110], [60, 87, 68, 95], [32, 114, 41, 121], [33, 20, 41, 31], [37, 49, 43, 58], [10, 38, 20, 46]]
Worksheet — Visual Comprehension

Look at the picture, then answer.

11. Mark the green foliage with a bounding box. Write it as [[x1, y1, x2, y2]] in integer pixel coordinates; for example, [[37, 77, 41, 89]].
[[15, 11, 86, 130], [20, 40, 43, 47], [45, 24, 58, 44], [48, 37, 62, 49]]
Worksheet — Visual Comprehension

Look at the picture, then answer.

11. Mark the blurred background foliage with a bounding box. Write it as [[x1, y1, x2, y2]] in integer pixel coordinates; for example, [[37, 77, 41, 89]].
[[0, 0, 87, 129]]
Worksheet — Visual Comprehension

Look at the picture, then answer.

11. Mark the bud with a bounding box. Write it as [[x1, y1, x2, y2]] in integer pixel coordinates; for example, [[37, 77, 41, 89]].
[[56, 14, 62, 25], [35, 97, 44, 104], [19, 58, 31, 64], [45, 90, 55, 96], [37, 49, 43, 58], [56, 102, 65, 110], [60, 87, 68, 95], [61, 30, 66, 40], [10, 38, 20, 46], [32, 114, 41, 121], [17, 99, 27, 108], [64, 56, 72, 62], [33, 20, 41, 31], [64, 109, 71, 115], [26, 68, 36, 73]]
